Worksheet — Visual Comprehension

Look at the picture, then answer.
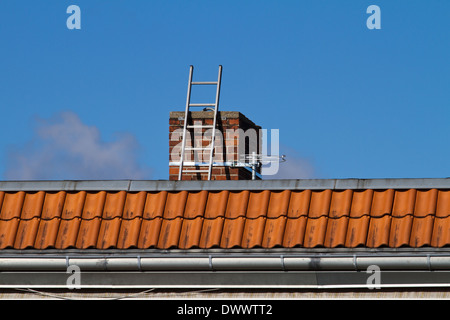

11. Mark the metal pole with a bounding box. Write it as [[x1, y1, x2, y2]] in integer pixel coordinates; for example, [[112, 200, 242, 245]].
[[178, 65, 194, 180], [251, 152, 256, 180], [207, 65, 222, 180]]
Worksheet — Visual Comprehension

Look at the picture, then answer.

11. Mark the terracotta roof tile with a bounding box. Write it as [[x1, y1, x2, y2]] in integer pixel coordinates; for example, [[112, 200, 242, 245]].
[[0, 185, 449, 250], [179, 217, 204, 249], [349, 189, 373, 218], [241, 216, 266, 248], [267, 190, 290, 218], [432, 216, 450, 247], [204, 191, 229, 218], [392, 189, 416, 217], [414, 189, 438, 217], [81, 191, 106, 219], [103, 191, 126, 219], [345, 216, 370, 247], [370, 189, 394, 217], [164, 191, 188, 219], [410, 215, 434, 247], [221, 216, 245, 248], [55, 218, 81, 249], [143, 191, 167, 219], [199, 217, 224, 248], [225, 191, 249, 219], [122, 192, 146, 220], [158, 217, 184, 249], [304, 216, 328, 247], [324, 216, 349, 248], [184, 191, 208, 218], [0, 220, 20, 249], [366, 215, 391, 247], [35, 218, 61, 249], [329, 190, 353, 218], [117, 218, 142, 249], [246, 190, 270, 218], [287, 190, 311, 218], [138, 217, 162, 249], [389, 215, 413, 247], [283, 216, 307, 248], [76, 216, 102, 249], [309, 190, 332, 218], [436, 190, 450, 218], [15, 217, 40, 249], [21, 191, 45, 219], [262, 216, 287, 248], [98, 217, 123, 249], [60, 191, 86, 220], [0, 192, 25, 220]]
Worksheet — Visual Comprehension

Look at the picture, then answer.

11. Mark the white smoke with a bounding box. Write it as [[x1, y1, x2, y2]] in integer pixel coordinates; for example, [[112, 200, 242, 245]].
[[4, 111, 151, 180]]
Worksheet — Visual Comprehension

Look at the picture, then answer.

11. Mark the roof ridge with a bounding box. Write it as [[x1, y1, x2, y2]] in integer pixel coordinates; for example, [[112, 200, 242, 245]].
[[1, 178, 450, 192]]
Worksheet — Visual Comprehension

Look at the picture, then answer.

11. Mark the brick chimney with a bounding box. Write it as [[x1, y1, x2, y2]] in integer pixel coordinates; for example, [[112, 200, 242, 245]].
[[169, 111, 262, 180]]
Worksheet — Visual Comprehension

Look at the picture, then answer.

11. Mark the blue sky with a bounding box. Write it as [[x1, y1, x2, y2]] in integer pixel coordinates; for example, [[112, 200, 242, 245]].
[[0, 0, 449, 180]]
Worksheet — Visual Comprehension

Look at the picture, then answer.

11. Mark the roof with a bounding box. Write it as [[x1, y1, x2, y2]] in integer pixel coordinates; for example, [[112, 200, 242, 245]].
[[0, 178, 449, 250], [1, 178, 450, 289]]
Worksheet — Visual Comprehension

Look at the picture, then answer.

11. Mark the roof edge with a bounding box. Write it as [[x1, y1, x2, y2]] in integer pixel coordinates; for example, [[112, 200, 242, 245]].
[[0, 178, 450, 192]]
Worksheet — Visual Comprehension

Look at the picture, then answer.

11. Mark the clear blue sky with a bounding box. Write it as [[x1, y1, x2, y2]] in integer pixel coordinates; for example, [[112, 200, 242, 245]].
[[0, 0, 449, 180]]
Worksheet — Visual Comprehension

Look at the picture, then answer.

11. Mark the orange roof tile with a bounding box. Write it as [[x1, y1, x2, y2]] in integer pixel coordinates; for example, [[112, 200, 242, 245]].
[[0, 180, 449, 250]]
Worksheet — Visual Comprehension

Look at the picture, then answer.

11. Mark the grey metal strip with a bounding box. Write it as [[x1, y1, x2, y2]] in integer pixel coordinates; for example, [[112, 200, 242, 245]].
[[1, 178, 450, 192], [131, 178, 450, 191], [1, 270, 450, 289]]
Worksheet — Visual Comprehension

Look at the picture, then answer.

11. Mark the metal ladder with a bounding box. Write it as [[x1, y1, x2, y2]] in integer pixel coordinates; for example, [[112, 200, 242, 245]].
[[178, 65, 223, 180]]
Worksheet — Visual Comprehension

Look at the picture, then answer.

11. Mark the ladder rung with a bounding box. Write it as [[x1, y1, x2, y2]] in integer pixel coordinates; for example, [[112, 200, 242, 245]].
[[191, 81, 218, 85], [186, 125, 214, 129], [182, 169, 210, 173], [189, 103, 216, 107]]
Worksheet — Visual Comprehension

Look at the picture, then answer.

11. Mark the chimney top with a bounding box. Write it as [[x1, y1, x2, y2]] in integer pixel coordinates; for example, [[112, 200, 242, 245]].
[[169, 110, 262, 181]]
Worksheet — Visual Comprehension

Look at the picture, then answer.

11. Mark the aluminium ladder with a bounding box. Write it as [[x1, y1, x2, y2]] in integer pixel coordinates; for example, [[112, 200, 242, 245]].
[[178, 65, 223, 180]]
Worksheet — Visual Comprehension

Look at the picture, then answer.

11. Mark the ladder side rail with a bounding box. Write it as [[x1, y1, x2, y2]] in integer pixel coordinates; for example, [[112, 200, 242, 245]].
[[178, 65, 194, 180], [207, 65, 223, 180]]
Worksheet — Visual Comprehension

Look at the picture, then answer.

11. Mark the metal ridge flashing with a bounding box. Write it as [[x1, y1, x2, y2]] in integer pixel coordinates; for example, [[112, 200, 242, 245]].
[[0, 178, 450, 192], [0, 180, 133, 192]]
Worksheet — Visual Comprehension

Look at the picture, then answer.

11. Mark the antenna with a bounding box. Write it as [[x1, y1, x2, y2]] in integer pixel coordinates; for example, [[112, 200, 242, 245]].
[[242, 153, 287, 180]]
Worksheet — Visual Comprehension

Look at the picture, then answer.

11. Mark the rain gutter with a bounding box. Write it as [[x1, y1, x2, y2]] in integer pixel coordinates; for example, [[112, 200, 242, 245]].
[[0, 254, 449, 271], [0, 254, 450, 272], [1, 254, 450, 289]]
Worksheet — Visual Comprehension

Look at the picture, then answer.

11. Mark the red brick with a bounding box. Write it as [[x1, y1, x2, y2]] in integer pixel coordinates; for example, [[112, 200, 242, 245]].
[[225, 139, 238, 146], [169, 140, 181, 147], [211, 168, 224, 175], [227, 118, 239, 125], [213, 175, 228, 180]]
